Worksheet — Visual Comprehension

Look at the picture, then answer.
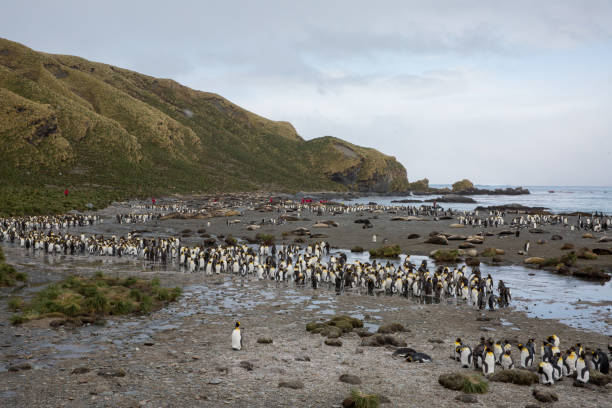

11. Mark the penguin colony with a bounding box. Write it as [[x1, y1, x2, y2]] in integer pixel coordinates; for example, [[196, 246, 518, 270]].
[[0, 216, 514, 308], [114, 195, 612, 234], [453, 335, 610, 385]]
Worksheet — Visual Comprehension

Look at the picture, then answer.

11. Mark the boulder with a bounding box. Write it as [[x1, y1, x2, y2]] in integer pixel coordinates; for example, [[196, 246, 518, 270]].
[[279, 380, 304, 389], [592, 248, 612, 255], [97, 368, 126, 378], [465, 249, 478, 257], [239, 361, 254, 371], [561, 243, 574, 250], [339, 374, 362, 384], [524, 257, 546, 265], [576, 247, 598, 260], [425, 235, 449, 245], [465, 257, 480, 267], [590, 371, 611, 386], [447, 235, 467, 241], [573, 267, 611, 282], [257, 337, 273, 344], [377, 323, 406, 334], [532, 388, 558, 403], [325, 339, 342, 347], [459, 242, 475, 249], [293, 227, 310, 236], [455, 394, 478, 404], [360, 334, 407, 347]]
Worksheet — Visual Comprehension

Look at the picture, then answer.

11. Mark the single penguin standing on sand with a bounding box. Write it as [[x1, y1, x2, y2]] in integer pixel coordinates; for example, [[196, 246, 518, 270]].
[[524, 241, 530, 255], [231, 321, 242, 350]]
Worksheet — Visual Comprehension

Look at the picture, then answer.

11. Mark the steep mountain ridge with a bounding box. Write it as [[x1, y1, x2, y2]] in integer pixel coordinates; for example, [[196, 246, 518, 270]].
[[0, 38, 409, 213]]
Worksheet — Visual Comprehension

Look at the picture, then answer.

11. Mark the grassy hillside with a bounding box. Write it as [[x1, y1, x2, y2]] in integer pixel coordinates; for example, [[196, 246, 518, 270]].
[[0, 38, 408, 215]]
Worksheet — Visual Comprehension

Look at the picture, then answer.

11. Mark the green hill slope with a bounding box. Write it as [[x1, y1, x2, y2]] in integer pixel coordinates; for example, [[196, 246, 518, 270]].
[[0, 38, 408, 215]]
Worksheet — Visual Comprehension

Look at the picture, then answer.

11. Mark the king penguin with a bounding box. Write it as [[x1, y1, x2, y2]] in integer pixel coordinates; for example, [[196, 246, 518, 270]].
[[576, 356, 589, 384], [483, 347, 495, 376], [231, 321, 242, 350], [538, 361, 554, 385]]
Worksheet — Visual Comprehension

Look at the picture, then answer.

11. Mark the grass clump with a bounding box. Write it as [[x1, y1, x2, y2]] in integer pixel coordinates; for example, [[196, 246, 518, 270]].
[[0, 247, 27, 287], [10, 273, 181, 325], [480, 248, 497, 257], [7, 297, 24, 311], [489, 369, 538, 386], [369, 245, 401, 258], [306, 315, 363, 338], [432, 249, 460, 263], [256, 233, 275, 245], [349, 389, 379, 408], [462, 375, 489, 393], [540, 257, 560, 268], [439, 372, 489, 394], [560, 252, 577, 266]]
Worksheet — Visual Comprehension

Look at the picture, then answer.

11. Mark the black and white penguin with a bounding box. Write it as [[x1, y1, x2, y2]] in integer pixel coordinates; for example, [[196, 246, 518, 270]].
[[564, 349, 577, 376], [459, 345, 473, 368], [406, 352, 432, 363], [482, 347, 495, 376], [551, 354, 563, 381], [547, 334, 560, 348], [593, 349, 610, 374], [519, 343, 534, 368], [473, 337, 486, 368], [392, 347, 417, 358], [524, 241, 530, 254], [501, 350, 514, 370], [453, 338, 463, 361], [538, 361, 554, 385], [231, 321, 242, 350], [576, 356, 590, 384], [493, 341, 503, 364]]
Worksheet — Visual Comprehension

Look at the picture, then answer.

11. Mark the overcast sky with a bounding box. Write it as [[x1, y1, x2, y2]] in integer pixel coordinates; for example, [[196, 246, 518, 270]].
[[3, 1, 612, 186]]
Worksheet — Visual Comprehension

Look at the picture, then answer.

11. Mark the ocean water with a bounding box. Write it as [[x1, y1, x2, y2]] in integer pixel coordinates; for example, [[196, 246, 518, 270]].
[[341, 185, 612, 215]]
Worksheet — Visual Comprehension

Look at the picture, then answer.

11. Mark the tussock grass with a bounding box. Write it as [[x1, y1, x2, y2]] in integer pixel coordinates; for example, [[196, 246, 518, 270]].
[[432, 249, 460, 262], [350, 389, 380, 408], [0, 246, 27, 286], [10, 272, 181, 325], [369, 245, 401, 258]]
